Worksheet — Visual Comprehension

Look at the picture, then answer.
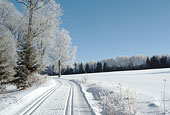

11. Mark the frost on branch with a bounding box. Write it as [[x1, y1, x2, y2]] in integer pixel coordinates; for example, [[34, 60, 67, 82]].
[[0, 25, 16, 92], [49, 28, 77, 77], [15, 0, 62, 89], [99, 84, 138, 115]]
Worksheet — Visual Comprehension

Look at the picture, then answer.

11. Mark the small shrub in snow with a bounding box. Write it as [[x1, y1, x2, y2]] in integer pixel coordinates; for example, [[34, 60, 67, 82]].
[[15, 74, 48, 90], [26, 74, 47, 87], [99, 84, 138, 115], [0, 84, 6, 93], [76, 76, 88, 85], [82, 76, 87, 84]]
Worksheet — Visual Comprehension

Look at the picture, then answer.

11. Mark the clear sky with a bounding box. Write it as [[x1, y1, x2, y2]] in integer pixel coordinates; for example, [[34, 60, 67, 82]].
[[12, 0, 170, 62]]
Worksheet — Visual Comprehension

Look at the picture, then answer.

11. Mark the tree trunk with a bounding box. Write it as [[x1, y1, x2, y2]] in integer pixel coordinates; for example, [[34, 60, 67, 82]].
[[58, 60, 61, 77], [27, 0, 33, 41]]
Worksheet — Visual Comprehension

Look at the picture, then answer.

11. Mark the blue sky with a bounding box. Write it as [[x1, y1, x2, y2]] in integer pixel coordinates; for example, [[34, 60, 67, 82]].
[[12, 0, 170, 62]]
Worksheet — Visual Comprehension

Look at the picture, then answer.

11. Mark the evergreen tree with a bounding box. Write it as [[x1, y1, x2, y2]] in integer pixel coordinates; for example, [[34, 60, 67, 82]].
[[146, 57, 151, 68], [85, 63, 90, 73], [160, 56, 167, 68], [79, 63, 85, 73], [64, 66, 69, 75], [74, 63, 79, 74], [103, 62, 108, 72], [96, 62, 102, 72], [150, 56, 160, 68], [16, 35, 40, 89]]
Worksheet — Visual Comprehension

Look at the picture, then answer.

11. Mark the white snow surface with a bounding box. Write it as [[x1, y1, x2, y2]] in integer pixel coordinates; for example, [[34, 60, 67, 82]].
[[1, 68, 170, 115], [63, 68, 170, 115], [0, 77, 94, 115], [0, 78, 56, 114]]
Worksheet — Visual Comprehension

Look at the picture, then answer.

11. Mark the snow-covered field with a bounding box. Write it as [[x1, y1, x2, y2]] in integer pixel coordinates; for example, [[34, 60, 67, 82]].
[[0, 68, 170, 115], [63, 68, 170, 115]]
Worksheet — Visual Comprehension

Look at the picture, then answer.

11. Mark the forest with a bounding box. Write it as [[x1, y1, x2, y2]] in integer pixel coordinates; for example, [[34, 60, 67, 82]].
[[44, 55, 170, 75]]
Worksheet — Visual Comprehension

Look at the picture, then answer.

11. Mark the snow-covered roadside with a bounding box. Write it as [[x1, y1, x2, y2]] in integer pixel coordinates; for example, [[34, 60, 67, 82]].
[[63, 68, 170, 115], [0, 76, 56, 114], [67, 79, 158, 115], [69, 79, 99, 115], [80, 83, 102, 115], [80, 82, 159, 115]]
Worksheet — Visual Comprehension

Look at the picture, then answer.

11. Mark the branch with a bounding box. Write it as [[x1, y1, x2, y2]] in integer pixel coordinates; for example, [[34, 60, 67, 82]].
[[33, 0, 50, 10], [16, 0, 29, 8]]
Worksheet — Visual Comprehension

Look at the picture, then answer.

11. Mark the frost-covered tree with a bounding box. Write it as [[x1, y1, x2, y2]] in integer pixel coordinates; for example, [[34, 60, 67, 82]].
[[29, 0, 62, 72], [100, 55, 147, 69], [0, 0, 22, 32], [0, 25, 16, 89], [0, 0, 21, 90], [49, 28, 77, 77], [15, 0, 62, 88], [89, 61, 97, 72]]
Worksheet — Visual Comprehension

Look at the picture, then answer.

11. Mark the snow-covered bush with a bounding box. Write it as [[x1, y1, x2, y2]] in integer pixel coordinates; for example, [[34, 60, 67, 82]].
[[0, 85, 6, 93], [16, 74, 48, 90], [76, 76, 88, 85], [81, 76, 87, 84], [31, 74, 48, 87], [99, 84, 138, 115]]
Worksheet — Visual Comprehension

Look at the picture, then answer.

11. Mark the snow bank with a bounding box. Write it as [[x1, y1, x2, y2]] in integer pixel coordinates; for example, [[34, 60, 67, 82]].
[[0, 77, 56, 114]]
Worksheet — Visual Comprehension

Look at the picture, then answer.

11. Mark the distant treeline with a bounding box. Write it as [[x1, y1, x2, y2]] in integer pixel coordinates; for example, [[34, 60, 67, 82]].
[[43, 55, 170, 75]]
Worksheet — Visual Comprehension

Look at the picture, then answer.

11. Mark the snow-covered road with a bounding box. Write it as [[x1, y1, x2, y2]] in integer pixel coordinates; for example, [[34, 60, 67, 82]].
[[1, 78, 94, 115]]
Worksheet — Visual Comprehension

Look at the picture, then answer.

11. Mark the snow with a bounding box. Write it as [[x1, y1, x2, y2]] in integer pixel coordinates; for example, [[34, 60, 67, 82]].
[[0, 77, 94, 115], [0, 77, 56, 114], [1, 68, 170, 115], [63, 68, 170, 114]]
